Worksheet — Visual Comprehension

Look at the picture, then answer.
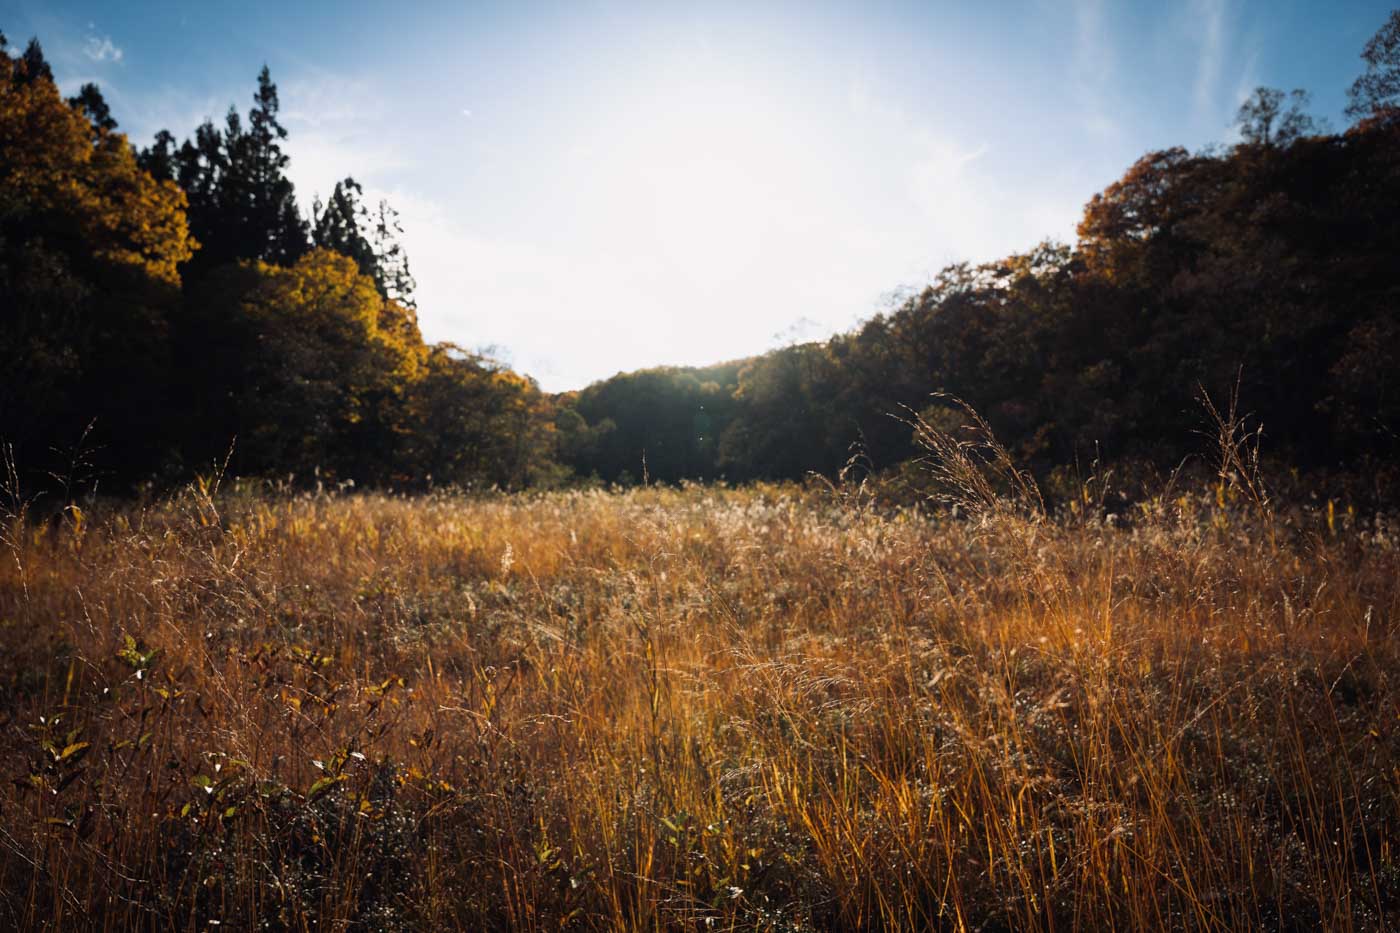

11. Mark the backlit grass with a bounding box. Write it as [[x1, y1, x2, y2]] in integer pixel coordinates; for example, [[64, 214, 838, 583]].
[[1, 480, 1396, 930]]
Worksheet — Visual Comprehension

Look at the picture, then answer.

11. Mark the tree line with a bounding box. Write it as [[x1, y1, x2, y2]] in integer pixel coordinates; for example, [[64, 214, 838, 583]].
[[556, 12, 1400, 502], [1, 35, 559, 496], [4, 12, 1400, 501]]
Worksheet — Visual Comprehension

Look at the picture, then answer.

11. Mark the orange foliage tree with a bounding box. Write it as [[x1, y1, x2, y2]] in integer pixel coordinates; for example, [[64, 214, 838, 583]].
[[225, 249, 422, 481], [0, 48, 194, 283], [0, 43, 196, 485]]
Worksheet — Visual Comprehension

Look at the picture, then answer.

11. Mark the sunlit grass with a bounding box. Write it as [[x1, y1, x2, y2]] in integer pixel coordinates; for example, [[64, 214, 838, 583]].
[[1, 480, 1396, 930]]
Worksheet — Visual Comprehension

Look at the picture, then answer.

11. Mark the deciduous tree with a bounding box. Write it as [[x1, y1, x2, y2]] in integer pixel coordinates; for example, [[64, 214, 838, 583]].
[[1347, 9, 1400, 124]]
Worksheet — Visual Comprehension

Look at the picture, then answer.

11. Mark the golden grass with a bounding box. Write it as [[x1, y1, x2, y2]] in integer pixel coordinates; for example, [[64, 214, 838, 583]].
[[0, 481, 1396, 930]]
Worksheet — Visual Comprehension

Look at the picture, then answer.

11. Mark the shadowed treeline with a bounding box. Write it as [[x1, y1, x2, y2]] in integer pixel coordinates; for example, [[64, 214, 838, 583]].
[[4, 13, 1400, 501], [557, 17, 1400, 497], [0, 36, 558, 497]]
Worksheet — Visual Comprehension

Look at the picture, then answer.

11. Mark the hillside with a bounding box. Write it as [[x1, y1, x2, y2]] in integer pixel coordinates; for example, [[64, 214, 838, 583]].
[[556, 121, 1400, 494]]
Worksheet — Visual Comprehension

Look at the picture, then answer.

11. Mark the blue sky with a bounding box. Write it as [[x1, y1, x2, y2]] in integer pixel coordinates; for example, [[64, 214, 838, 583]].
[[3, 0, 1391, 390]]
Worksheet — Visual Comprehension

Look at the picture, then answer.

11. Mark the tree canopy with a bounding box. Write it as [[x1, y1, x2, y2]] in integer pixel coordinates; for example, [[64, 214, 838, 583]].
[[3, 14, 1400, 504], [0, 37, 556, 495], [1347, 9, 1400, 124]]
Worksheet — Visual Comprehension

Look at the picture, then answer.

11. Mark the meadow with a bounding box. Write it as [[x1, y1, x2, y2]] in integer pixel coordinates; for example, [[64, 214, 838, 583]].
[[0, 471, 1396, 930]]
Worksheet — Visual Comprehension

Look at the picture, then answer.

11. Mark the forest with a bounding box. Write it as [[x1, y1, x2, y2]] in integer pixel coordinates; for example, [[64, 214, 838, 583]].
[[1, 36, 558, 496], [3, 16, 1399, 503], [559, 91, 1400, 498]]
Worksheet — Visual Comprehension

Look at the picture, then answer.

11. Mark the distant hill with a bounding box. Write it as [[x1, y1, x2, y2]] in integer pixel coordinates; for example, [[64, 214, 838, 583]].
[[556, 120, 1400, 498]]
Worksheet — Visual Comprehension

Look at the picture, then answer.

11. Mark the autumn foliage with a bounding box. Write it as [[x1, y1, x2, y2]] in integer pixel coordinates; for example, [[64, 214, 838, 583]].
[[0, 38, 556, 495], [0, 50, 194, 284], [558, 119, 1400, 496], [5, 22, 1400, 499]]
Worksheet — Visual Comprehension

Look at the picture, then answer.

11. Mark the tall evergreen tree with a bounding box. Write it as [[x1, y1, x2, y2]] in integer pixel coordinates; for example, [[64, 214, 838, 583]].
[[171, 118, 231, 267], [370, 198, 416, 309], [16, 37, 52, 85], [312, 177, 417, 308], [67, 83, 117, 132], [153, 66, 308, 269], [241, 66, 307, 264], [137, 129, 178, 182], [312, 178, 376, 277]]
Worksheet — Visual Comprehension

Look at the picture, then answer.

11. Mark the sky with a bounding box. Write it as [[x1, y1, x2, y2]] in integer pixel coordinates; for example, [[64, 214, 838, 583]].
[[2, 0, 1392, 390]]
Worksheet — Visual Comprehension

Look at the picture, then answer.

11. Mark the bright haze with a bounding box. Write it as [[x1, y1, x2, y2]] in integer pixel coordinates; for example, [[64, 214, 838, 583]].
[[5, 0, 1388, 390]]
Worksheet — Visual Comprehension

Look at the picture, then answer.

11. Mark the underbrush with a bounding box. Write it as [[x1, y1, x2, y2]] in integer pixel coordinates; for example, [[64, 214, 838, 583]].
[[0, 478, 1396, 930]]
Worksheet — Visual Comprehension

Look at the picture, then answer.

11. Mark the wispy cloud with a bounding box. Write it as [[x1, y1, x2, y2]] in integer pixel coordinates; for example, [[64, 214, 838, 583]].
[[278, 73, 417, 205], [1191, 0, 1228, 114], [83, 35, 123, 64], [1227, 44, 1262, 135], [1184, 0, 1268, 139], [846, 75, 1078, 267], [279, 72, 385, 129], [1070, 0, 1120, 140]]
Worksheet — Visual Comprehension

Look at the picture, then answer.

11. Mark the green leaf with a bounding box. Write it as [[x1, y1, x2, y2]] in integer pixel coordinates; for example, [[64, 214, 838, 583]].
[[307, 774, 343, 801]]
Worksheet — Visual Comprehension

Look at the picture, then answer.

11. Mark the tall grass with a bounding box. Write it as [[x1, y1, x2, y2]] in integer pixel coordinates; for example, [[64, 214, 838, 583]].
[[0, 472, 1396, 929]]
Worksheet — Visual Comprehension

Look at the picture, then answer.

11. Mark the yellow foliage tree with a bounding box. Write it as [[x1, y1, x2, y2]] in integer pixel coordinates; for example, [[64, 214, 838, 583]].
[[231, 249, 423, 479], [0, 50, 194, 283], [1, 46, 197, 485], [405, 344, 559, 489]]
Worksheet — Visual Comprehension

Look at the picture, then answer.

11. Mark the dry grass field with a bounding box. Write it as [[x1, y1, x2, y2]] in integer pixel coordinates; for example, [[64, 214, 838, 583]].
[[1, 475, 1397, 930]]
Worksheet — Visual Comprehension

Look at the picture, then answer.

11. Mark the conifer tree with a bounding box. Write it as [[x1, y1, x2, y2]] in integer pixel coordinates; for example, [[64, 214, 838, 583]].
[[371, 198, 416, 309], [16, 37, 52, 85], [312, 177, 417, 308], [137, 129, 178, 182], [242, 66, 308, 263], [154, 67, 308, 268], [312, 178, 376, 278], [68, 83, 117, 132]]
